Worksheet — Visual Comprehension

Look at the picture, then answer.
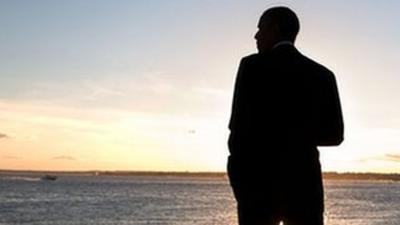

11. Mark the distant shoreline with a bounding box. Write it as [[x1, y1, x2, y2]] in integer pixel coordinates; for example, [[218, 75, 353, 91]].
[[1, 169, 400, 181]]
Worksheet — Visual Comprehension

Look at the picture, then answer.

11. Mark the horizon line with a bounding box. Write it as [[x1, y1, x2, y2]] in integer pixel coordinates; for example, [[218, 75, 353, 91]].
[[1, 168, 400, 175]]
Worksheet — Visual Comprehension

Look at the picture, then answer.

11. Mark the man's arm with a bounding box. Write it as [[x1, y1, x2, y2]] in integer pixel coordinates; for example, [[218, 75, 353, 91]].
[[316, 72, 344, 146], [228, 58, 247, 153], [228, 58, 246, 131]]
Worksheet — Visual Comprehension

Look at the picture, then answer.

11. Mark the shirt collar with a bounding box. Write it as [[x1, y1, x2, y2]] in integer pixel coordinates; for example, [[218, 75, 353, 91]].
[[272, 41, 294, 50]]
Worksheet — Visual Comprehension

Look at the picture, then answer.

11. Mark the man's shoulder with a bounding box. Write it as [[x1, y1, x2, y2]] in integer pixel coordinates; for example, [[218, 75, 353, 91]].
[[240, 53, 262, 63], [238, 53, 265, 70], [300, 54, 335, 80]]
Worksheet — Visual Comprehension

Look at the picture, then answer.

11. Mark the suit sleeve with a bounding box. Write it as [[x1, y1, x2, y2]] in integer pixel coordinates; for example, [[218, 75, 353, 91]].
[[316, 72, 344, 146], [228, 58, 246, 154], [228, 58, 246, 131]]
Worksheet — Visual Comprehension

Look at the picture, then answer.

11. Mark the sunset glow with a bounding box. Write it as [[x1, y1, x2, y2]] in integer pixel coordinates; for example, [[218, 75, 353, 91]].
[[1, 0, 400, 173]]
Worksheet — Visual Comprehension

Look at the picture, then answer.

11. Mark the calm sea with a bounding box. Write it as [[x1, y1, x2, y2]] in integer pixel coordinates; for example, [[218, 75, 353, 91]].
[[0, 175, 399, 225]]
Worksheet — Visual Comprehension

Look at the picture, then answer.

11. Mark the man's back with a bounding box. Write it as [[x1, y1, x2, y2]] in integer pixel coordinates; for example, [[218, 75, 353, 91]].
[[229, 44, 343, 161], [227, 7, 344, 225], [227, 44, 344, 224]]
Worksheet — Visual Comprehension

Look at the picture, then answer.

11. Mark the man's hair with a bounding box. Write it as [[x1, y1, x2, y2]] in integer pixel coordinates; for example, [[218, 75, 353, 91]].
[[260, 6, 300, 42]]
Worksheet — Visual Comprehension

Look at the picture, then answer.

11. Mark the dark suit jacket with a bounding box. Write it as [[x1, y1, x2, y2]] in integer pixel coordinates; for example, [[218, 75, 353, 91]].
[[227, 44, 344, 214]]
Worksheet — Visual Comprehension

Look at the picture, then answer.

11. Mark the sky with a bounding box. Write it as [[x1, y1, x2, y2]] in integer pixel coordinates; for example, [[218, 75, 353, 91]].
[[1, 0, 400, 173]]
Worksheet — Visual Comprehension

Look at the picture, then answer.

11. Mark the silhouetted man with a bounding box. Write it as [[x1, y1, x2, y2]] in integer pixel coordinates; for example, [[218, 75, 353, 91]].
[[227, 7, 344, 225]]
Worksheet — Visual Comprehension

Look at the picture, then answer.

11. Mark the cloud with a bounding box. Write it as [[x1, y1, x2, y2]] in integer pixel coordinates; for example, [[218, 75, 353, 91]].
[[0, 133, 9, 139], [52, 155, 76, 161], [356, 154, 400, 163], [384, 154, 400, 162], [3, 155, 20, 159]]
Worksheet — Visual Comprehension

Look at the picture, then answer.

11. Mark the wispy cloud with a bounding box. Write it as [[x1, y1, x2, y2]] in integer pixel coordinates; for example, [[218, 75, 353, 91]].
[[83, 82, 126, 101], [3, 155, 20, 159], [360, 154, 400, 163], [52, 155, 76, 161], [0, 133, 9, 139], [384, 154, 400, 162]]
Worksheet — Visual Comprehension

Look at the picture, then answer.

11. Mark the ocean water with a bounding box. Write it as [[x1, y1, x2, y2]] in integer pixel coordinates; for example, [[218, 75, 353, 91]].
[[0, 175, 399, 225]]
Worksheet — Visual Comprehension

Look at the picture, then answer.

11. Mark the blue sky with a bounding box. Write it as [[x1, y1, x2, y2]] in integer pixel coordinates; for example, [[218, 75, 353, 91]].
[[1, 0, 400, 172]]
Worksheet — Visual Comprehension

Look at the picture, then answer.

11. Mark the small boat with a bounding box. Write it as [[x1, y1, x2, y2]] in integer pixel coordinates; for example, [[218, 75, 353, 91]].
[[41, 175, 57, 181]]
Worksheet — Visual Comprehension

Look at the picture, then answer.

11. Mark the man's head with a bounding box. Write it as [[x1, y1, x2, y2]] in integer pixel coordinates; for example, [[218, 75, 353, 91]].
[[255, 7, 300, 53]]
